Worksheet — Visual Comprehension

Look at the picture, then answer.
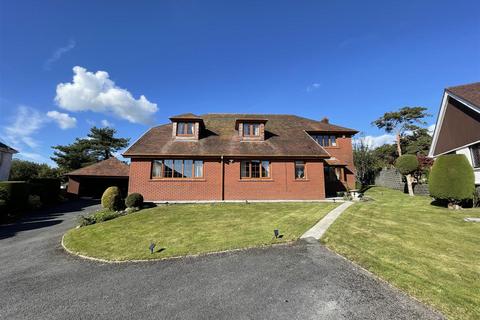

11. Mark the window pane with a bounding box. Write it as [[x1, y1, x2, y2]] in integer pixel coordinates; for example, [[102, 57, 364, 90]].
[[330, 136, 337, 146], [253, 124, 260, 136], [177, 123, 185, 135], [184, 160, 193, 178], [295, 161, 305, 179], [152, 160, 163, 178], [173, 160, 183, 177], [163, 160, 173, 178], [194, 160, 203, 177], [243, 124, 250, 136], [186, 123, 194, 135], [251, 160, 260, 178], [261, 161, 270, 177], [324, 136, 330, 146], [471, 144, 480, 167], [240, 161, 249, 178]]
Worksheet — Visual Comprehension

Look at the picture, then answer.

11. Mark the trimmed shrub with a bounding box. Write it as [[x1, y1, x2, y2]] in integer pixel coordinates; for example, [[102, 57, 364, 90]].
[[28, 195, 42, 209], [395, 155, 419, 175], [125, 193, 144, 208], [0, 181, 31, 214], [30, 178, 60, 205], [101, 186, 124, 211], [94, 210, 121, 223], [429, 154, 475, 205]]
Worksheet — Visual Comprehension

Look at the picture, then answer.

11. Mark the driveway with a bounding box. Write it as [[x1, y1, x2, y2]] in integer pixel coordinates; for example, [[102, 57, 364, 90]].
[[0, 200, 443, 320]]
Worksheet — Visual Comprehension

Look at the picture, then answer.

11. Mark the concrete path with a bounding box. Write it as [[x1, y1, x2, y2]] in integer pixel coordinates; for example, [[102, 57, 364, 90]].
[[301, 201, 354, 240], [0, 200, 443, 320]]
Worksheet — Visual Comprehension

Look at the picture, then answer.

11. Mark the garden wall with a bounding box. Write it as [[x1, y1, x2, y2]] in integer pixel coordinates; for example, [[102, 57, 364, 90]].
[[375, 168, 429, 196]]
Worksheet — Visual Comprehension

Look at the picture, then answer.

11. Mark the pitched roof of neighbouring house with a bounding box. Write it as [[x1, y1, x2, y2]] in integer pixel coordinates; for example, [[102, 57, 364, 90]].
[[123, 114, 358, 158], [0, 142, 18, 154], [446, 82, 480, 110], [66, 157, 129, 177]]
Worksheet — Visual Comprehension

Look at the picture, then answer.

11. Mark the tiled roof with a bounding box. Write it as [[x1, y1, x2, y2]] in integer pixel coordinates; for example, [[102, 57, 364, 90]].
[[446, 82, 480, 110], [0, 142, 18, 154], [66, 157, 129, 177], [124, 114, 357, 158]]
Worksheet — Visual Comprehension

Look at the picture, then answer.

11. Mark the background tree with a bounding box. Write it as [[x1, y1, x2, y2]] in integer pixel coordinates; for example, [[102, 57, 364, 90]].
[[353, 137, 378, 187], [402, 128, 432, 156], [87, 126, 130, 160], [373, 144, 398, 168], [372, 107, 430, 156], [51, 126, 130, 172], [9, 159, 61, 181]]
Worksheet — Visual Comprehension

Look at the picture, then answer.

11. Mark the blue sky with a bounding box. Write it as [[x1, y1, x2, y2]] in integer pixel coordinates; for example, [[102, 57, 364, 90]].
[[0, 0, 479, 165]]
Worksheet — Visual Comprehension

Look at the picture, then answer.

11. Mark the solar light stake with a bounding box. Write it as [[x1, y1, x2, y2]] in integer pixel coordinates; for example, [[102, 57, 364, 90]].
[[149, 242, 156, 254], [274, 229, 279, 239]]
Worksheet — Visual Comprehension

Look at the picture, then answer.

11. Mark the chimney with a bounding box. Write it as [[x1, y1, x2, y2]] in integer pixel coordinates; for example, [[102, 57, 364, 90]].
[[320, 117, 329, 124]]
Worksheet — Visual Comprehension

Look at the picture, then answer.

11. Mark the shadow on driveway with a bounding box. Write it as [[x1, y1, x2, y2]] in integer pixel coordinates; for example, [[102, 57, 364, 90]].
[[0, 198, 99, 240]]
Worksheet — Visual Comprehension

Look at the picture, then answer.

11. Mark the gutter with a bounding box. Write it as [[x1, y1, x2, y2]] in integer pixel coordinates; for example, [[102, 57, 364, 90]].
[[220, 155, 225, 201]]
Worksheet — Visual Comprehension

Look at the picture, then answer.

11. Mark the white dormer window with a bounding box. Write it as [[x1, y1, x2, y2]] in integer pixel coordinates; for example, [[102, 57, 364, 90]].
[[176, 122, 195, 136]]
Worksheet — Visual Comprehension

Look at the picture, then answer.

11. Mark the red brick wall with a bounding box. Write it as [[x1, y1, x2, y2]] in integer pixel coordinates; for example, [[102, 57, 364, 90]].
[[128, 158, 326, 201], [323, 136, 356, 189], [128, 159, 223, 201]]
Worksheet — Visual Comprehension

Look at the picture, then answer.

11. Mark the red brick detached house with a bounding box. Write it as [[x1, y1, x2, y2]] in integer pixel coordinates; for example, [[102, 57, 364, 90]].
[[123, 114, 357, 201]]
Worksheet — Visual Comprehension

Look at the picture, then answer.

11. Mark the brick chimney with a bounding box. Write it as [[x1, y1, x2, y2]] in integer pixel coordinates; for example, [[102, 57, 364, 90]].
[[320, 117, 329, 124]]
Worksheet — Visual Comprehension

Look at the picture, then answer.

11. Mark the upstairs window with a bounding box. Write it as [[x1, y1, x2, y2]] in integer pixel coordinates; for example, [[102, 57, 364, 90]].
[[470, 143, 480, 168], [152, 159, 203, 178], [311, 135, 337, 147], [295, 161, 306, 179], [241, 160, 270, 179], [177, 122, 194, 136], [243, 123, 260, 136]]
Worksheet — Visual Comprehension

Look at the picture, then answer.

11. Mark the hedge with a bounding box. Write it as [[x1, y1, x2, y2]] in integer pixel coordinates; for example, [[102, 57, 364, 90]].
[[0, 181, 31, 217], [30, 178, 60, 205], [429, 154, 475, 203]]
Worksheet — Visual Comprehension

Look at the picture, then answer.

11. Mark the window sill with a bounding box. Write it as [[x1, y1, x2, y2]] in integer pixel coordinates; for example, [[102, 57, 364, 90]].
[[149, 178, 206, 182], [238, 179, 274, 182], [293, 179, 310, 182], [323, 146, 340, 149]]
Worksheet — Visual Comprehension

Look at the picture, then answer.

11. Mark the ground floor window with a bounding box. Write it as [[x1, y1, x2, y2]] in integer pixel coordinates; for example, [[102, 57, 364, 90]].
[[152, 159, 204, 178], [470, 143, 480, 168], [295, 161, 306, 179], [241, 160, 270, 179]]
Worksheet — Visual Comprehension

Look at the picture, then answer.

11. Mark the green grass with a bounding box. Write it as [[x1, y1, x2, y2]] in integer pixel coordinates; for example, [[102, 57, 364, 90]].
[[322, 187, 480, 320], [64, 202, 338, 261]]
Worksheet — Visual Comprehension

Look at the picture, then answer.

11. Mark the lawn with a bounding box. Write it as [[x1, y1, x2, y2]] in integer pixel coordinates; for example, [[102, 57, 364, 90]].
[[322, 187, 480, 320], [64, 202, 338, 261]]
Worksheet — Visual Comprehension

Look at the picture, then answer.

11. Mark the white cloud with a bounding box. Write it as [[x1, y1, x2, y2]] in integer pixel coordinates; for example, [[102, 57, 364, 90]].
[[356, 134, 396, 149], [4, 105, 45, 149], [101, 119, 113, 127], [47, 110, 77, 129], [14, 152, 48, 163], [306, 83, 321, 92], [44, 39, 76, 70], [55, 66, 158, 124], [428, 124, 435, 136]]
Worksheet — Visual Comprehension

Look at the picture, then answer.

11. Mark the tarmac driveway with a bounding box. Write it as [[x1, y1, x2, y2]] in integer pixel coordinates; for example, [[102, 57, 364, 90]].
[[0, 200, 443, 320]]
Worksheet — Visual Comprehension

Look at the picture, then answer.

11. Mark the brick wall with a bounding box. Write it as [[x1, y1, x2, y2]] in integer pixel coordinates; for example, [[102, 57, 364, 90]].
[[324, 136, 356, 189], [128, 158, 326, 201]]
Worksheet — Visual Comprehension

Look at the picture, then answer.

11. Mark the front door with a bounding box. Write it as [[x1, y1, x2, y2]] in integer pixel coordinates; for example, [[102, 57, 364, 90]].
[[324, 165, 347, 197]]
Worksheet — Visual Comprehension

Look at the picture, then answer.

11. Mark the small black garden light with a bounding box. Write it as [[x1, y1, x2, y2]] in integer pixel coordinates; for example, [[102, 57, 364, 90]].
[[274, 229, 279, 239], [149, 242, 156, 254]]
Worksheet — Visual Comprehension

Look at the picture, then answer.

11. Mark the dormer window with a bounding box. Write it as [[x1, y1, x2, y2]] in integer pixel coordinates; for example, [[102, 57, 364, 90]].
[[243, 123, 260, 136], [177, 122, 195, 136], [311, 134, 337, 147]]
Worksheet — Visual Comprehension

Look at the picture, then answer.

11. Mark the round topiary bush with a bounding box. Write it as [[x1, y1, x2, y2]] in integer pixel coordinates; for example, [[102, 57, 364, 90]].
[[395, 155, 419, 175], [429, 154, 475, 205], [101, 186, 124, 211], [125, 193, 144, 208]]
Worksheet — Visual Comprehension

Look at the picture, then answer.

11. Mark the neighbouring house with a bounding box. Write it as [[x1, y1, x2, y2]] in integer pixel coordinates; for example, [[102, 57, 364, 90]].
[[66, 157, 130, 198], [0, 142, 18, 181], [123, 113, 357, 201], [429, 82, 480, 186]]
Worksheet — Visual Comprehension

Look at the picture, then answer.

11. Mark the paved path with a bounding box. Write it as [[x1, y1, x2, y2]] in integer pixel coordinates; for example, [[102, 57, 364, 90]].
[[301, 201, 354, 240], [0, 200, 443, 320]]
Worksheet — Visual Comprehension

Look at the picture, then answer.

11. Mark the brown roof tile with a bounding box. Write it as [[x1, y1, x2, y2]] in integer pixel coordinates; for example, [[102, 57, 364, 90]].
[[446, 82, 480, 109], [66, 157, 129, 177], [124, 114, 357, 158]]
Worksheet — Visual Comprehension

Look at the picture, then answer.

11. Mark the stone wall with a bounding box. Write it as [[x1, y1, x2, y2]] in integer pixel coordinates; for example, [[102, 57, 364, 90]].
[[375, 168, 429, 196]]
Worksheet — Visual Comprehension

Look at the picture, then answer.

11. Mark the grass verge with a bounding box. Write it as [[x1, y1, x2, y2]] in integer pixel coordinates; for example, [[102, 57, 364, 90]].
[[322, 187, 480, 320], [64, 202, 338, 261]]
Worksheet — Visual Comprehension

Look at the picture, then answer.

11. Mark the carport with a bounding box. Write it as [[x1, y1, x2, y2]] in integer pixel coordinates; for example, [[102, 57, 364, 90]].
[[66, 157, 129, 198]]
